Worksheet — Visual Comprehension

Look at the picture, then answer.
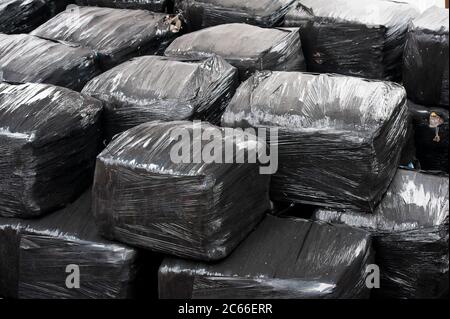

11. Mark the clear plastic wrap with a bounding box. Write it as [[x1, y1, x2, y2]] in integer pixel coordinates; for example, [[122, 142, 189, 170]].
[[284, 0, 419, 81], [0, 0, 69, 34], [82, 55, 238, 140], [222, 71, 410, 212], [0, 82, 102, 218], [164, 23, 305, 80], [74, 0, 174, 12], [0, 34, 100, 91], [174, 0, 295, 31], [403, 7, 449, 107], [408, 101, 449, 172], [92, 121, 271, 261], [158, 215, 374, 299], [31, 5, 182, 70], [0, 190, 140, 299], [314, 169, 449, 299]]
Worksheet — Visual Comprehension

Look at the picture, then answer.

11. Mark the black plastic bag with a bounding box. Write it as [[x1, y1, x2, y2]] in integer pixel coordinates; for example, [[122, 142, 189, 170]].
[[0, 82, 102, 218], [222, 71, 410, 212], [0, 0, 70, 34], [284, 0, 419, 81], [408, 101, 449, 172], [31, 5, 183, 70], [174, 0, 295, 31], [403, 7, 449, 107], [159, 215, 374, 299], [74, 0, 174, 12], [165, 24, 305, 80], [314, 169, 449, 299], [0, 34, 100, 91], [82, 55, 238, 140], [92, 121, 271, 261], [0, 190, 140, 299]]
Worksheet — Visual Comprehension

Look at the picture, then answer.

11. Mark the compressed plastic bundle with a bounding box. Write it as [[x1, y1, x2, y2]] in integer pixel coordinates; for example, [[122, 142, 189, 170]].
[[284, 0, 419, 81], [31, 5, 182, 70], [82, 55, 238, 139], [159, 215, 374, 299], [403, 7, 449, 107], [174, 0, 295, 31], [74, 0, 174, 12], [165, 23, 305, 80], [0, 34, 99, 91], [92, 121, 271, 261], [409, 101, 449, 172], [0, 82, 102, 218], [0, 0, 69, 34], [314, 169, 449, 299], [0, 191, 139, 299], [222, 71, 410, 212]]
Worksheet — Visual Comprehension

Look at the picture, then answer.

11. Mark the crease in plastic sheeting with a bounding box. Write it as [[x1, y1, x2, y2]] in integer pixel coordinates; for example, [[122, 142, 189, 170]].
[[164, 23, 305, 80], [31, 5, 183, 70]]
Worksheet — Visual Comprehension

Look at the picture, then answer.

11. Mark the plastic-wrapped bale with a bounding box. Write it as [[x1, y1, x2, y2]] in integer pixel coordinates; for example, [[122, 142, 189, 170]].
[[403, 7, 449, 107], [314, 169, 449, 299], [174, 0, 295, 31], [0, 0, 70, 34], [0, 82, 102, 218], [92, 121, 271, 261], [283, 0, 419, 81], [0, 191, 139, 299], [31, 5, 182, 70], [222, 71, 410, 212], [158, 215, 374, 299], [82, 55, 238, 140], [409, 101, 449, 172], [164, 23, 305, 80], [74, 0, 174, 12], [0, 34, 99, 91]]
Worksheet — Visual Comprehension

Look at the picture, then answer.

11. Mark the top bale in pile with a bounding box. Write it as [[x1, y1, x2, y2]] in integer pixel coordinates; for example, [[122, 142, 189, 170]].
[[222, 71, 410, 212], [31, 5, 182, 70], [0, 82, 102, 218], [74, 0, 174, 12], [314, 169, 449, 299], [174, 0, 295, 31], [284, 0, 419, 81], [165, 23, 305, 80], [403, 7, 449, 107]]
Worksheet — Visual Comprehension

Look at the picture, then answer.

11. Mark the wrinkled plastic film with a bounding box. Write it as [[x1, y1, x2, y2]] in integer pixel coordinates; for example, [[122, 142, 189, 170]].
[[74, 0, 174, 12]]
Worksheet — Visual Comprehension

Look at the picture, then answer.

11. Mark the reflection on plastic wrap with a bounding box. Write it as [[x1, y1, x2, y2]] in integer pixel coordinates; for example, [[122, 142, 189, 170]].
[[92, 121, 271, 261], [284, 0, 419, 81], [175, 0, 295, 31], [0, 82, 102, 218], [403, 7, 449, 107], [31, 5, 183, 70], [165, 23, 305, 80], [159, 215, 374, 299], [82, 55, 238, 140], [0, 191, 139, 299], [314, 169, 449, 299], [222, 71, 410, 212], [0, 34, 100, 91]]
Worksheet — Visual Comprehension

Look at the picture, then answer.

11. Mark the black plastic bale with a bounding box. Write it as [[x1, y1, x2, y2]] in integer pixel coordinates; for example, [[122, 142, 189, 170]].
[[74, 0, 175, 12], [0, 82, 102, 218], [222, 71, 410, 212], [174, 0, 295, 31], [284, 0, 419, 81], [31, 5, 183, 70], [403, 7, 449, 107], [158, 215, 374, 299], [0, 34, 100, 91], [164, 23, 306, 80], [82, 55, 239, 140], [0, 0, 70, 34], [314, 169, 449, 299], [92, 121, 271, 261]]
